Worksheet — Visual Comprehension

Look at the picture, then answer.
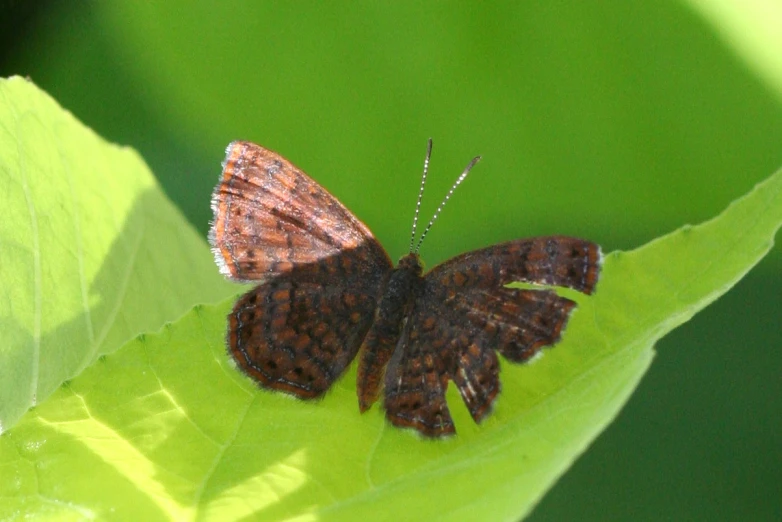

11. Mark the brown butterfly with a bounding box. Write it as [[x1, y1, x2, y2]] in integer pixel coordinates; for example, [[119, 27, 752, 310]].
[[210, 140, 601, 437]]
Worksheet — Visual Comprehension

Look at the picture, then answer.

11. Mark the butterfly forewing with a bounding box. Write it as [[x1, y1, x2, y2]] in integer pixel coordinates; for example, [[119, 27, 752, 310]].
[[210, 141, 391, 282], [430, 236, 601, 294]]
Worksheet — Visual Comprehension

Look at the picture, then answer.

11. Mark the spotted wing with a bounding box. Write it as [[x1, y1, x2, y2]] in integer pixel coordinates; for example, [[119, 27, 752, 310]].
[[210, 140, 391, 282], [384, 237, 601, 436], [431, 236, 601, 296], [229, 245, 390, 398], [212, 140, 394, 396], [383, 304, 458, 436]]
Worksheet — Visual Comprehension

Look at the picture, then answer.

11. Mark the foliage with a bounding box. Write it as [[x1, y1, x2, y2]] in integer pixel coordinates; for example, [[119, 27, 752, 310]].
[[1, 76, 780, 520]]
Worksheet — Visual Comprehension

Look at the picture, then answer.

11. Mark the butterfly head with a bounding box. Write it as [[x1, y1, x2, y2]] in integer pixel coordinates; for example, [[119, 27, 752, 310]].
[[396, 252, 423, 277]]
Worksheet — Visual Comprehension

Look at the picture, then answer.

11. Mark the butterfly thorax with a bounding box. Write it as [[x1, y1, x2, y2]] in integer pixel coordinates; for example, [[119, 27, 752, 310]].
[[378, 253, 424, 326]]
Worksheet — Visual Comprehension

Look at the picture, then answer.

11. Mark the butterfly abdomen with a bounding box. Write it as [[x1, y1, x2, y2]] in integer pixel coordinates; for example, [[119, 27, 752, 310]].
[[356, 253, 424, 412]]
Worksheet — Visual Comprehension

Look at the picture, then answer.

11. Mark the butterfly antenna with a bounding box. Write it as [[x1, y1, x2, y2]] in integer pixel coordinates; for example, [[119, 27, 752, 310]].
[[409, 138, 433, 253], [414, 154, 482, 254]]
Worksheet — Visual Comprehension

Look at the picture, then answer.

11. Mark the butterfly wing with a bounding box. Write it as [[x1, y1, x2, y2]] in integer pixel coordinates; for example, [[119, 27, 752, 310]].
[[212, 141, 394, 397], [383, 304, 457, 436], [229, 249, 387, 398], [429, 234, 600, 359], [384, 237, 601, 435], [430, 236, 601, 296], [210, 140, 391, 282]]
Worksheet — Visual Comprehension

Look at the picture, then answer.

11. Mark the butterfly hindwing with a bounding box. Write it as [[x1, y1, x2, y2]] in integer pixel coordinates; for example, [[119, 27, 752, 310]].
[[442, 286, 578, 363], [383, 308, 456, 436], [229, 251, 387, 398], [447, 327, 501, 423]]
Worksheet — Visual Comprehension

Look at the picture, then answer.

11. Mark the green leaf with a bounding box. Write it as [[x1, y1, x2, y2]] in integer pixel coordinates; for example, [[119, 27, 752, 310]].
[[2, 161, 780, 519], [0, 76, 237, 432], [685, 0, 782, 98]]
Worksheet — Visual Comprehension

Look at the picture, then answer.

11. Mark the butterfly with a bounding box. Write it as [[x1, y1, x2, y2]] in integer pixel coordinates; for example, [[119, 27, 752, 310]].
[[209, 139, 601, 437]]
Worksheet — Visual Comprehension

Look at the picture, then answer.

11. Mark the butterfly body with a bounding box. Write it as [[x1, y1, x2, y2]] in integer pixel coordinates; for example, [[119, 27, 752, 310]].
[[210, 140, 601, 438], [355, 254, 423, 413]]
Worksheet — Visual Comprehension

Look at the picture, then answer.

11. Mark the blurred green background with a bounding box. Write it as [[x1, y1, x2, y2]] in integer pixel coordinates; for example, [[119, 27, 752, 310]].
[[2, 2, 780, 520]]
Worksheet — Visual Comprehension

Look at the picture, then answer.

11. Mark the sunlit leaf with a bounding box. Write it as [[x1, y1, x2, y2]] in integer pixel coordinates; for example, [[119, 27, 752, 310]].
[[0, 76, 237, 432], [2, 164, 779, 520]]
